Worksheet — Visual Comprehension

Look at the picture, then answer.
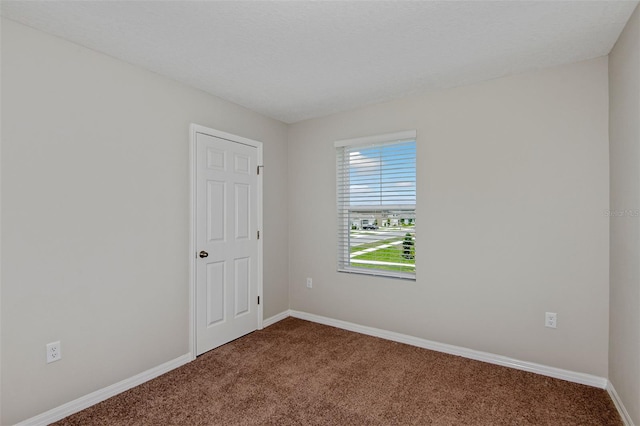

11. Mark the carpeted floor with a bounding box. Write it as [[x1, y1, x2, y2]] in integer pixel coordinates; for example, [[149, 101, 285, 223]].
[[55, 318, 621, 425]]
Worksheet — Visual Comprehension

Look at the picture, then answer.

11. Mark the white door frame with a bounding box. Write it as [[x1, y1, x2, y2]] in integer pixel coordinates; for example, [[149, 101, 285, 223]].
[[189, 123, 263, 360]]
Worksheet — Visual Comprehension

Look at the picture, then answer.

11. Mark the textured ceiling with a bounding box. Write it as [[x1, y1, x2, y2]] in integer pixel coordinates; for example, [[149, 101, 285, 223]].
[[1, 1, 638, 123]]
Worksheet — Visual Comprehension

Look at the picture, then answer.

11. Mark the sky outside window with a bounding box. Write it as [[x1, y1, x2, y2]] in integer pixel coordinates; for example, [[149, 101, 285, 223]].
[[348, 140, 416, 206]]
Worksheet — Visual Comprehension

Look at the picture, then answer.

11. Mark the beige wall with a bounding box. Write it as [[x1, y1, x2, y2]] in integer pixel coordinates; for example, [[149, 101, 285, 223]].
[[609, 4, 640, 424], [288, 58, 610, 377], [0, 19, 288, 424]]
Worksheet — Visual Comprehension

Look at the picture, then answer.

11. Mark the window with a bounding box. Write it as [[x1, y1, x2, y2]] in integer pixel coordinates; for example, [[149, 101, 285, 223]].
[[336, 130, 416, 280]]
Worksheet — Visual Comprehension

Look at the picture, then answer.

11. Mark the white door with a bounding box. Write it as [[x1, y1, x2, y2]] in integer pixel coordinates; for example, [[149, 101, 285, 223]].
[[195, 131, 259, 355]]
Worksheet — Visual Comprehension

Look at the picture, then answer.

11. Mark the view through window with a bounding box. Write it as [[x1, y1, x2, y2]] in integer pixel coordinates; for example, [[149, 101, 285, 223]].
[[336, 131, 416, 280]]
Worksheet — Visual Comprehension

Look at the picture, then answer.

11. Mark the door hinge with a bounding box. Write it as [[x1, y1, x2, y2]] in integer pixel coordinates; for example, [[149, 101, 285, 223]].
[[257, 296, 260, 305], [257, 165, 264, 175], [257, 230, 260, 240]]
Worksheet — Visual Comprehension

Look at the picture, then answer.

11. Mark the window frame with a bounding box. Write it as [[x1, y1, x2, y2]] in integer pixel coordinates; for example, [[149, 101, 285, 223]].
[[335, 130, 417, 281]]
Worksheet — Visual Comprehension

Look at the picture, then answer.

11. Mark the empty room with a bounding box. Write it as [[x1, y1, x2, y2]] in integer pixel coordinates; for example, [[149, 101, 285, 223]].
[[1, 1, 639, 425]]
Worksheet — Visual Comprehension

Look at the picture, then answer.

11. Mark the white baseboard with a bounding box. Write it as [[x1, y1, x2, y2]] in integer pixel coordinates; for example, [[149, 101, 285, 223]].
[[607, 381, 635, 426], [263, 310, 291, 328], [16, 353, 192, 426], [289, 310, 608, 389]]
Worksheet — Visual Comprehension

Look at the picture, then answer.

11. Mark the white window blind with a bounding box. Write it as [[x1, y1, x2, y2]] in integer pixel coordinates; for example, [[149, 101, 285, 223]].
[[335, 131, 416, 280]]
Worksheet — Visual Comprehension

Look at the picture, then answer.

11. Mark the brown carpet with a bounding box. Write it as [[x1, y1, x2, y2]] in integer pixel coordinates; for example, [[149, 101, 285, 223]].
[[55, 318, 621, 425]]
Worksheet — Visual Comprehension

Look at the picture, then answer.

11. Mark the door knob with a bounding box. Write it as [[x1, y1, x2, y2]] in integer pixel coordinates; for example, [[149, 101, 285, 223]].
[[199, 251, 209, 258]]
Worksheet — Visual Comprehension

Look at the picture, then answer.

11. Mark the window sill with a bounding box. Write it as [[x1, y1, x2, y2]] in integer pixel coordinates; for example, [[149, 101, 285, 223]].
[[337, 267, 416, 281]]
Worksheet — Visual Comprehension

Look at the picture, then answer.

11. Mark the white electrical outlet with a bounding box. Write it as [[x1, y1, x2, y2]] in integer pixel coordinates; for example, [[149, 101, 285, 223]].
[[46, 341, 62, 363], [306, 277, 313, 288], [545, 312, 557, 329]]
